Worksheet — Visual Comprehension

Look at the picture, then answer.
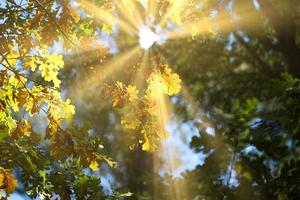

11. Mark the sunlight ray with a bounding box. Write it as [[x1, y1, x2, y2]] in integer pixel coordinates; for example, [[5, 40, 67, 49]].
[[180, 82, 201, 116], [180, 79, 239, 190], [133, 51, 149, 88], [180, 80, 214, 131], [79, 45, 141, 91], [158, 93, 171, 138], [165, 3, 263, 40], [116, 0, 145, 32], [166, 16, 232, 40], [153, 93, 173, 199], [148, 0, 159, 18], [154, 91, 192, 200], [66, 37, 109, 56], [159, 0, 188, 27], [79, 0, 136, 35]]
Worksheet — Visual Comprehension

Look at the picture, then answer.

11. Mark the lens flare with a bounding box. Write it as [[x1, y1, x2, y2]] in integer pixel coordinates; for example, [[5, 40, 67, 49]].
[[139, 25, 158, 49]]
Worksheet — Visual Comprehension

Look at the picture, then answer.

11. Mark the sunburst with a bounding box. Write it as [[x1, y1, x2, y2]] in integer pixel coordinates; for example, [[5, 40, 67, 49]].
[[70, 0, 240, 199]]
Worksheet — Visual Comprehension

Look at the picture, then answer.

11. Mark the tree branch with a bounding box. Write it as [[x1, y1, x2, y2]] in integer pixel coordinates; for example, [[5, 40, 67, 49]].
[[33, 0, 81, 49], [233, 32, 275, 76]]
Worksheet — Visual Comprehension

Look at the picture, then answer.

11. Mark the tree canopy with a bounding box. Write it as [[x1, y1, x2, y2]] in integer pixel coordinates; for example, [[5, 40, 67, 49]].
[[1, 0, 300, 199]]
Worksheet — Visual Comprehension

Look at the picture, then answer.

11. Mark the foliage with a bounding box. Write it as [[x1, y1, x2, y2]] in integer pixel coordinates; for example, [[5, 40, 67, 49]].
[[103, 64, 181, 152], [0, 0, 186, 198], [0, 167, 17, 197], [1, 0, 300, 199], [156, 1, 300, 199], [1, 0, 119, 198]]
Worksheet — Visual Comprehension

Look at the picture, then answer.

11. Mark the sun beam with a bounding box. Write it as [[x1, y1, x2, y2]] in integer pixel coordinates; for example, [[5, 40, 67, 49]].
[[79, 0, 136, 35], [134, 51, 149, 88], [116, 0, 145, 32], [72, 45, 141, 96], [159, 0, 188, 27], [70, 1, 249, 199]]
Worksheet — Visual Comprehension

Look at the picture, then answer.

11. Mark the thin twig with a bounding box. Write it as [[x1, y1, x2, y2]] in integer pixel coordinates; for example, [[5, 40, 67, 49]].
[[226, 151, 236, 187]]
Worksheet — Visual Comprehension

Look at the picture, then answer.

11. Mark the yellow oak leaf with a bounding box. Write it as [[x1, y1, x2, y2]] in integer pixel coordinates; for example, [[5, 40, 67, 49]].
[[6, 47, 19, 67], [89, 161, 99, 171], [161, 72, 181, 95], [142, 136, 156, 152], [146, 74, 165, 97], [126, 85, 138, 102], [147, 65, 181, 96], [37, 48, 64, 88], [23, 58, 35, 70], [61, 99, 75, 123]]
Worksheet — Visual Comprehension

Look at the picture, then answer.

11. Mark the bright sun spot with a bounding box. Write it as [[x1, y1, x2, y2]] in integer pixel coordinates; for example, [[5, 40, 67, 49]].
[[139, 25, 158, 49], [138, 22, 167, 50]]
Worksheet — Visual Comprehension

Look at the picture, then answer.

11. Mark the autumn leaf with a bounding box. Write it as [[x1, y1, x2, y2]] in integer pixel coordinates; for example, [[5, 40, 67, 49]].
[[121, 113, 140, 130], [142, 136, 156, 152], [61, 99, 75, 123], [50, 133, 74, 159], [17, 91, 28, 107], [106, 64, 180, 153], [111, 82, 127, 107], [36, 48, 64, 88], [159, 64, 181, 95], [5, 48, 19, 67], [146, 73, 165, 97], [23, 58, 35, 70], [89, 160, 99, 171], [161, 72, 181, 95], [126, 85, 139, 102], [147, 64, 181, 96], [12, 119, 31, 139], [0, 167, 17, 197]]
